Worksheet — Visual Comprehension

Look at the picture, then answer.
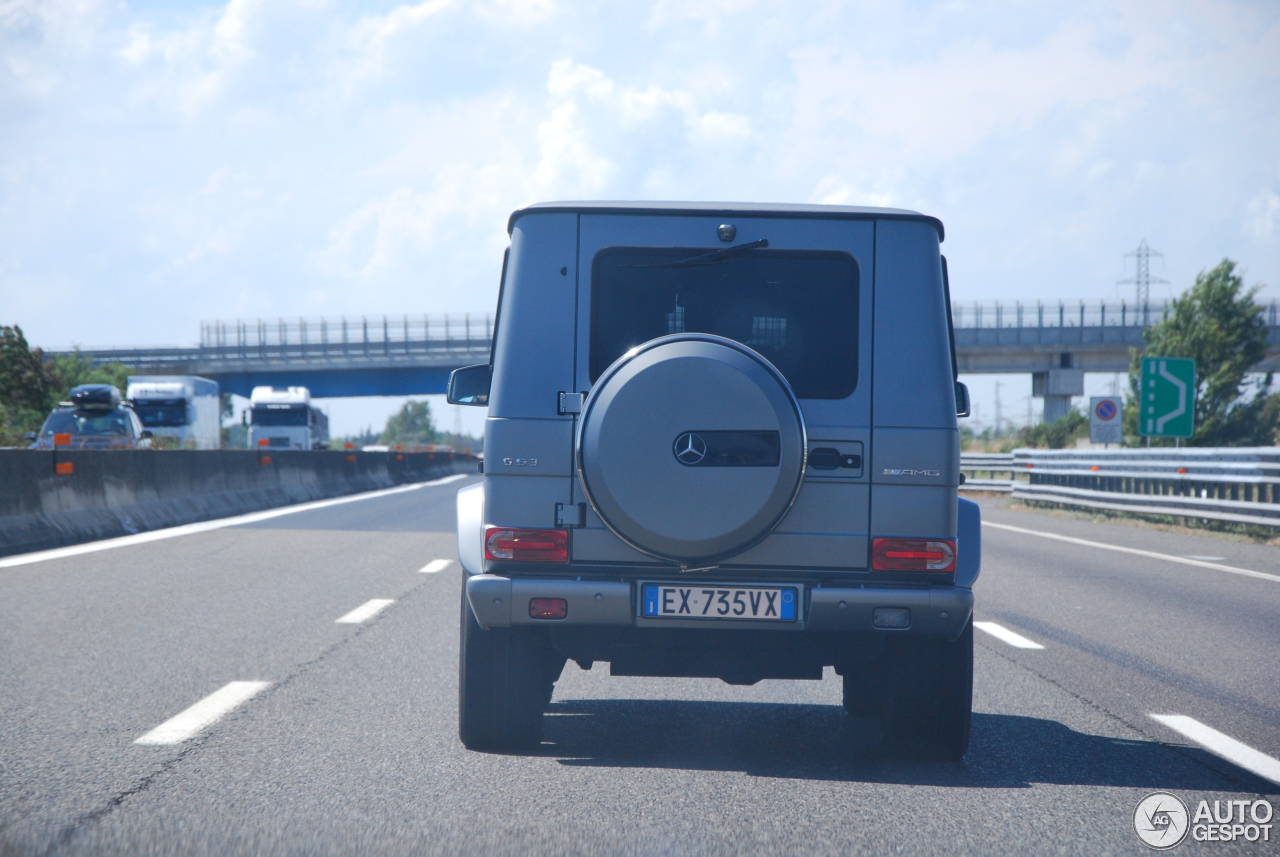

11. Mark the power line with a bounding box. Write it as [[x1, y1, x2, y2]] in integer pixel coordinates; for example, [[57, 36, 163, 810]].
[[1117, 239, 1169, 324]]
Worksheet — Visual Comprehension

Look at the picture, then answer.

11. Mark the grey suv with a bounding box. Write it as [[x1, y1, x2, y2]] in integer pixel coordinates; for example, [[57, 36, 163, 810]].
[[449, 202, 980, 760]]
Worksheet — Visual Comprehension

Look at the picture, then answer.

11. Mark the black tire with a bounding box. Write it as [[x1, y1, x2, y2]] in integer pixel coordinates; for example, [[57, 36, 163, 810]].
[[875, 620, 973, 761], [457, 587, 565, 751]]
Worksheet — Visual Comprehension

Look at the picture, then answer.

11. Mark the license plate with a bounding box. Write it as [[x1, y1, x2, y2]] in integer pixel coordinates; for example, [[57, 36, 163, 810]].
[[641, 584, 797, 621]]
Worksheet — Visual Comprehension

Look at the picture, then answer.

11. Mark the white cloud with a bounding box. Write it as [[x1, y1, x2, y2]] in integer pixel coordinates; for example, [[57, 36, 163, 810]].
[[1246, 186, 1280, 242], [1, 0, 1277, 359]]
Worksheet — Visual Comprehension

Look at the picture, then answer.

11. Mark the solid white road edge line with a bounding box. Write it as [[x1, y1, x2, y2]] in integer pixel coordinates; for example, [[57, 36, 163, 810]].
[[336, 599, 395, 624], [973, 621, 1045, 649], [0, 473, 471, 570], [419, 559, 453, 574], [1151, 714, 1280, 786], [134, 681, 271, 746], [982, 521, 1280, 584]]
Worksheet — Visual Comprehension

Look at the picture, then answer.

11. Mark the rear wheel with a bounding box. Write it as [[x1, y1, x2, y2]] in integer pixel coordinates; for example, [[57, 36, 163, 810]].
[[457, 587, 564, 751], [865, 621, 972, 762]]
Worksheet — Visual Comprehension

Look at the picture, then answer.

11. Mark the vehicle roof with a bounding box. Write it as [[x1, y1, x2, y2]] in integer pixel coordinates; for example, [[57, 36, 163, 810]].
[[508, 201, 944, 241]]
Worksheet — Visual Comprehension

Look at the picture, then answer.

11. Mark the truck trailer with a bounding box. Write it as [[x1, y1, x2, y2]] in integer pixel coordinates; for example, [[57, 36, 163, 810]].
[[126, 376, 221, 449]]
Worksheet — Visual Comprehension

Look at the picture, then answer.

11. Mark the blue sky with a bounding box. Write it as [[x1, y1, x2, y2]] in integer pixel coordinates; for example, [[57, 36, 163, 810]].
[[2, 0, 1278, 434]]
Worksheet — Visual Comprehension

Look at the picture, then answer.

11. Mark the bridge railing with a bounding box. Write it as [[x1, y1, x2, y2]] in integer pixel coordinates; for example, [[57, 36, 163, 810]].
[[952, 300, 1280, 330], [200, 314, 494, 349], [960, 448, 1280, 527]]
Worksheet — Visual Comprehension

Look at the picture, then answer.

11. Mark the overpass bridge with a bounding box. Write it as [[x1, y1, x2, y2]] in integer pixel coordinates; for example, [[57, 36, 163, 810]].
[[51, 301, 1280, 418]]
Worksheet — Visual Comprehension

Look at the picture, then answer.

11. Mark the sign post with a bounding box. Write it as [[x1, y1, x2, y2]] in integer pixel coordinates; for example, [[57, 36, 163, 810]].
[[1089, 397, 1123, 446], [1139, 357, 1195, 440]]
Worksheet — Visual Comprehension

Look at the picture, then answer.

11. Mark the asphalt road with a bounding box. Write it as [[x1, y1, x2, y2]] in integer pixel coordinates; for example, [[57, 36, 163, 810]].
[[1, 478, 1277, 856]]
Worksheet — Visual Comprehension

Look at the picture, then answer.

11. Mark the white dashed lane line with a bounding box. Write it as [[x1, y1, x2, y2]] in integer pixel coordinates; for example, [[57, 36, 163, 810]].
[[135, 681, 270, 746], [419, 559, 453, 574], [973, 621, 1045, 650], [982, 521, 1280, 584], [1151, 714, 1280, 787], [336, 599, 395, 624]]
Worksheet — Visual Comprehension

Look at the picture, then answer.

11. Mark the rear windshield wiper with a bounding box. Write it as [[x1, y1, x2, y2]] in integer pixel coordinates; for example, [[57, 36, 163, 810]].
[[629, 238, 769, 269]]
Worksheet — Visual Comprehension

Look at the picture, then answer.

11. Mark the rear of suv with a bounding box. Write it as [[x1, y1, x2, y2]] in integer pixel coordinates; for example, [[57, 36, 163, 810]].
[[449, 202, 980, 760]]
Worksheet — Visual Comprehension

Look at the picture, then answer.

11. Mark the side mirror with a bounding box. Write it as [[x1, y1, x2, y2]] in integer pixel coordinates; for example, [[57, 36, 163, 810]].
[[448, 364, 492, 406], [23, 432, 37, 442], [955, 382, 971, 418], [140, 430, 153, 439]]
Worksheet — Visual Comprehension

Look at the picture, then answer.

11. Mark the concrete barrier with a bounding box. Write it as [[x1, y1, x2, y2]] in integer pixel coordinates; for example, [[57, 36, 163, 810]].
[[0, 449, 473, 558]]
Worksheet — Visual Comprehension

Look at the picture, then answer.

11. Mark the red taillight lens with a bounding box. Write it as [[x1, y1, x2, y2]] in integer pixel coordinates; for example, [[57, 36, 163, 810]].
[[485, 527, 569, 563], [872, 538, 956, 572], [529, 598, 568, 619]]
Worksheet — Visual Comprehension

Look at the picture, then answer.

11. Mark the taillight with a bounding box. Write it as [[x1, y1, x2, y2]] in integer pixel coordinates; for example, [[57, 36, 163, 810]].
[[484, 527, 569, 563], [872, 538, 956, 572]]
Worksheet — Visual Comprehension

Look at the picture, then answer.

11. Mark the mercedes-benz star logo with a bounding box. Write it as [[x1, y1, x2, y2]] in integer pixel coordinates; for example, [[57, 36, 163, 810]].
[[673, 432, 707, 465]]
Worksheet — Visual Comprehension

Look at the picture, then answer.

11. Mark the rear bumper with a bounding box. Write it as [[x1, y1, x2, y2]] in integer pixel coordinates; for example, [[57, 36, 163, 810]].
[[465, 574, 973, 638]]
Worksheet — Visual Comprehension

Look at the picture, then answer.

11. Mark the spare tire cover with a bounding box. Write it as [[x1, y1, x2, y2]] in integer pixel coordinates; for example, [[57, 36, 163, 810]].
[[577, 334, 806, 564]]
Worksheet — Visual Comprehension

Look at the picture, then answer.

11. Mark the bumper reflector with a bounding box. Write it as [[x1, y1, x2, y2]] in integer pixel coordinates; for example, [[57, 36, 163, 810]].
[[872, 607, 911, 629], [871, 538, 956, 572], [529, 598, 568, 620]]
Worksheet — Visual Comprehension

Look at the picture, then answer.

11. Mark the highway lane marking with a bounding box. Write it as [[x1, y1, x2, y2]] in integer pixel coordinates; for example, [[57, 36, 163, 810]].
[[134, 681, 270, 746], [973, 621, 1045, 649], [0, 474, 472, 570], [1183, 555, 1225, 561], [419, 559, 453, 573], [336, 599, 395, 624], [982, 521, 1280, 584], [1151, 714, 1280, 787]]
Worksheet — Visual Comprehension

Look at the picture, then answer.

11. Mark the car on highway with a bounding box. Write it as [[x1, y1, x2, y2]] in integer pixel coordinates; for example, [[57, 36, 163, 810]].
[[27, 384, 153, 450], [449, 201, 980, 759]]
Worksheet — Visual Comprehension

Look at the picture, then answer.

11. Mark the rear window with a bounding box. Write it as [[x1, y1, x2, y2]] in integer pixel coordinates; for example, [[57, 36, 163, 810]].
[[590, 247, 859, 399], [41, 409, 133, 436], [252, 405, 308, 427]]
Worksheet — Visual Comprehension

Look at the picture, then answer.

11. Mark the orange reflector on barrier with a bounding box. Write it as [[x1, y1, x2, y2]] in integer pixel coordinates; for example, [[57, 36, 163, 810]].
[[344, 442, 354, 450], [260, 456, 272, 465], [55, 461, 74, 475], [258, 438, 270, 447], [53, 433, 71, 447], [396, 454, 404, 460], [346, 455, 356, 462]]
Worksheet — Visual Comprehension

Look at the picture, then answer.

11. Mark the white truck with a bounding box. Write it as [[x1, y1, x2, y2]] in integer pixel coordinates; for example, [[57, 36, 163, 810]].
[[126, 376, 221, 449], [247, 386, 330, 450]]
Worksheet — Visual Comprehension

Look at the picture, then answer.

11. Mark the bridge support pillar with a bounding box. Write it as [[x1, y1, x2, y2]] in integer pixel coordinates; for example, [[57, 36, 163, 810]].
[[1041, 395, 1074, 423], [1033, 368, 1084, 424]]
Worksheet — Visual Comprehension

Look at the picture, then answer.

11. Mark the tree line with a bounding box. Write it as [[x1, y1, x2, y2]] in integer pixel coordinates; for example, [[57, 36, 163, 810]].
[[0, 327, 134, 446], [970, 259, 1278, 450]]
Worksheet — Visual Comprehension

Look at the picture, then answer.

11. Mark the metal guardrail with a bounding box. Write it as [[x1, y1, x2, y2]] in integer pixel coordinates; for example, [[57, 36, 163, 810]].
[[951, 300, 1279, 330], [46, 314, 495, 372], [200, 314, 494, 349], [960, 448, 1280, 527]]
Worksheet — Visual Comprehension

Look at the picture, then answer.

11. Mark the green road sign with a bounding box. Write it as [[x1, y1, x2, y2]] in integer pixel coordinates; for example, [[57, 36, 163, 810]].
[[1140, 356, 1195, 438]]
